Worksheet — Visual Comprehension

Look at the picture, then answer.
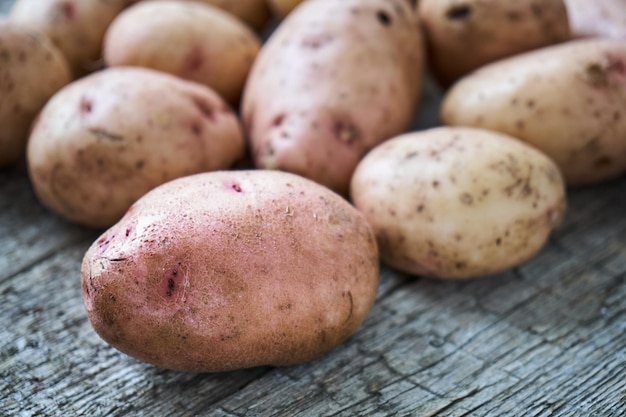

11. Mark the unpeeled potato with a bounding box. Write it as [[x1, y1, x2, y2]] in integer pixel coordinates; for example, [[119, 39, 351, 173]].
[[419, 0, 571, 86], [351, 127, 566, 279], [104, 1, 261, 105], [9, 0, 130, 77], [27, 67, 245, 228], [442, 38, 626, 186], [0, 21, 71, 167], [82, 170, 380, 372]]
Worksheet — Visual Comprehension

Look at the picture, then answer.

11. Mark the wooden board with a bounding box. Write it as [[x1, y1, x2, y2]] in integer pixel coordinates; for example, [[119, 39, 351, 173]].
[[1, 1, 626, 415]]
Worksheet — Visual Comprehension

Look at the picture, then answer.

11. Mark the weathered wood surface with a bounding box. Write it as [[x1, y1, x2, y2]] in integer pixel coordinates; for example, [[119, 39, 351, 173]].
[[1, 1, 626, 415]]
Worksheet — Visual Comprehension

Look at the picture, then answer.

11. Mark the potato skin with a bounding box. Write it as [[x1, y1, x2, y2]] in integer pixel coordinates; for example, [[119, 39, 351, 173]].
[[0, 21, 71, 167], [350, 127, 566, 279], [27, 67, 244, 228], [441, 38, 626, 187], [565, 0, 626, 40], [9, 0, 130, 77], [104, 1, 261, 106], [242, 0, 424, 196], [81, 170, 380, 372], [419, 0, 571, 86], [131, 0, 271, 32]]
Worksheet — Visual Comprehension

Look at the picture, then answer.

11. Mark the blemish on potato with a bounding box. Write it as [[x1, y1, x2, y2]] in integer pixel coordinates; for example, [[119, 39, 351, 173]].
[[376, 10, 392, 26], [585, 63, 609, 87], [184, 45, 204, 72], [88, 128, 124, 142], [191, 123, 202, 136], [446, 4, 472, 20], [594, 156, 613, 168], [191, 96, 215, 121], [60, 1, 75, 20], [333, 120, 360, 145], [459, 193, 473, 205], [162, 265, 184, 299], [301, 34, 333, 49], [79, 96, 93, 114], [272, 113, 286, 127]]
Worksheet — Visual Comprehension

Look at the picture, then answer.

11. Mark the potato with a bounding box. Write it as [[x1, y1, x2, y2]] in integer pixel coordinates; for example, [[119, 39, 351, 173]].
[[267, 0, 304, 18], [0, 21, 71, 168], [565, 0, 626, 40], [131, 0, 271, 32], [104, 1, 261, 106], [242, 0, 424, 196], [441, 38, 626, 187], [9, 0, 130, 78], [350, 127, 566, 279], [418, 0, 571, 87], [81, 170, 379, 372], [27, 67, 244, 228]]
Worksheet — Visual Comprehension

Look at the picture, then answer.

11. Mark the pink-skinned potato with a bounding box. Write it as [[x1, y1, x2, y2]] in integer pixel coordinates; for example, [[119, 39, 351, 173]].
[[9, 0, 131, 77], [27, 67, 245, 228], [242, 0, 424, 196], [104, 1, 261, 106], [565, 0, 626, 40], [81, 170, 380, 372], [0, 21, 71, 167], [131, 0, 271, 32]]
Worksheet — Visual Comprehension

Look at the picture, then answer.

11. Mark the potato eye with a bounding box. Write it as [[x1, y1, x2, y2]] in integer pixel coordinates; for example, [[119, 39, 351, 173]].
[[446, 4, 472, 20], [377, 10, 392, 26]]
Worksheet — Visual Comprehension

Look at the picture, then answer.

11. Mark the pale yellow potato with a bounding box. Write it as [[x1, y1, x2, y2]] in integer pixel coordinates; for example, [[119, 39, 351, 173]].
[[104, 1, 261, 106], [268, 0, 304, 18], [565, 0, 626, 40], [81, 170, 379, 372], [9, 0, 130, 77], [0, 21, 71, 167], [419, 0, 571, 86], [132, 0, 271, 31], [442, 38, 626, 187], [27, 67, 245, 228], [242, 0, 424, 196], [350, 127, 566, 279]]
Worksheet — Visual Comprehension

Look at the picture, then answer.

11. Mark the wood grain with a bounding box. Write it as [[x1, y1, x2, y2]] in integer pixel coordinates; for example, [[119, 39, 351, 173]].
[[1, 0, 626, 415]]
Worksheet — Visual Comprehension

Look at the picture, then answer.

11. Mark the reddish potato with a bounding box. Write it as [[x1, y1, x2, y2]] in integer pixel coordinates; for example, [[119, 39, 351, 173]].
[[82, 170, 380, 372], [242, 0, 425, 195], [27, 67, 244, 228], [104, 1, 261, 106]]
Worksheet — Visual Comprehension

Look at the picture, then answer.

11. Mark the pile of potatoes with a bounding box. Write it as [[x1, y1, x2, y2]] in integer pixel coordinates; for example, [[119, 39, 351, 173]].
[[1, 0, 625, 372]]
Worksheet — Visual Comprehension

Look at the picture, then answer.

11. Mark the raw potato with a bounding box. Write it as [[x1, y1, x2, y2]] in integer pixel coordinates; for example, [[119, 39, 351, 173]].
[[350, 127, 566, 279], [441, 38, 626, 187], [132, 0, 271, 31], [419, 0, 571, 87], [0, 21, 71, 167], [565, 0, 626, 40], [27, 67, 244, 228], [242, 0, 425, 195], [9, 0, 130, 78], [81, 170, 380, 372], [268, 0, 304, 18], [104, 1, 261, 106]]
